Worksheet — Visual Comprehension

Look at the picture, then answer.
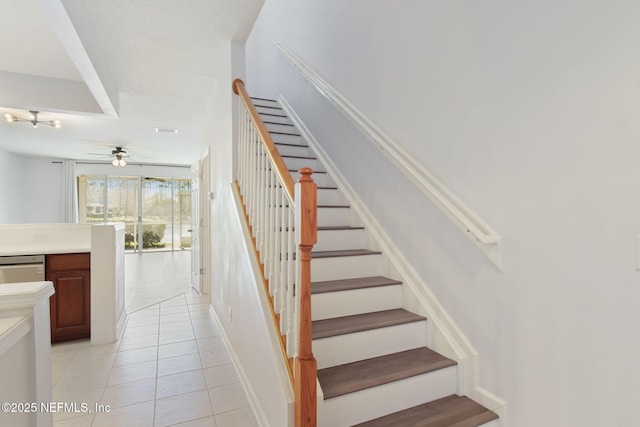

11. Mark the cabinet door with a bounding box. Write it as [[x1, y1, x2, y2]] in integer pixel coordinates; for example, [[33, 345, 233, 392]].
[[49, 269, 91, 342]]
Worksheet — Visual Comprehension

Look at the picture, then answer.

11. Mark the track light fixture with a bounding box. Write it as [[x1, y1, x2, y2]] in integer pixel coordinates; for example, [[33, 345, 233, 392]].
[[4, 110, 61, 128]]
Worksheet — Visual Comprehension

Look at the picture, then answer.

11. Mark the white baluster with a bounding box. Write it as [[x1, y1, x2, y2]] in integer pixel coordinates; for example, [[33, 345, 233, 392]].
[[246, 120, 253, 223], [273, 183, 282, 317], [287, 206, 297, 357], [279, 187, 289, 338], [265, 166, 273, 294], [237, 104, 244, 189]]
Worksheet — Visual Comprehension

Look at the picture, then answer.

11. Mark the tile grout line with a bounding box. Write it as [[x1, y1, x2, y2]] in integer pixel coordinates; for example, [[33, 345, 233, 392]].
[[189, 293, 216, 425], [151, 300, 162, 427]]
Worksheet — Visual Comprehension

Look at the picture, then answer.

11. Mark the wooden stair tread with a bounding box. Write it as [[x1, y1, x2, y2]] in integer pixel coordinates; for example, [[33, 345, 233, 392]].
[[353, 394, 499, 427], [250, 96, 277, 102], [312, 249, 380, 258], [254, 104, 281, 110], [269, 130, 301, 136], [312, 308, 424, 339], [263, 120, 294, 126], [281, 154, 316, 160], [317, 347, 455, 399], [312, 276, 401, 294], [289, 169, 326, 174], [280, 225, 362, 232], [274, 141, 309, 148], [317, 225, 363, 230], [258, 111, 287, 118]]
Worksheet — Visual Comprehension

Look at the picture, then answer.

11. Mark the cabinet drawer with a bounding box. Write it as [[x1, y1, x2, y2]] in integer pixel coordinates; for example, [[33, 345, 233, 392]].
[[46, 253, 90, 272]]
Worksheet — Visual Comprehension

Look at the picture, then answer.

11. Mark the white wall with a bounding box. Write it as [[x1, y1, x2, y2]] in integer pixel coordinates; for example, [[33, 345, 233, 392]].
[[245, 1, 640, 426], [200, 41, 293, 426], [0, 151, 197, 225], [23, 158, 64, 223], [0, 149, 25, 223]]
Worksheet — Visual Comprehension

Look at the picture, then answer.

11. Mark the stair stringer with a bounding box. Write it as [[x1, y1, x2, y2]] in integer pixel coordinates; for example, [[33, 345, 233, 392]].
[[278, 95, 506, 423]]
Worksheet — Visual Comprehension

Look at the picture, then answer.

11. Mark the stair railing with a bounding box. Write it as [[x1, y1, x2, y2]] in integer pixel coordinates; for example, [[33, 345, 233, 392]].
[[233, 79, 318, 427]]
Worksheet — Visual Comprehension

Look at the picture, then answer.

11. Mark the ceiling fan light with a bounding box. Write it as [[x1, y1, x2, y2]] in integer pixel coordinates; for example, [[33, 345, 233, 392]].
[[112, 156, 127, 167], [53, 120, 61, 128], [4, 113, 14, 122]]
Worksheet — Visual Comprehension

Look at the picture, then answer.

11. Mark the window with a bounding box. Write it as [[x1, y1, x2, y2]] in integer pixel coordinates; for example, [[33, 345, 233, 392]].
[[78, 175, 192, 252]]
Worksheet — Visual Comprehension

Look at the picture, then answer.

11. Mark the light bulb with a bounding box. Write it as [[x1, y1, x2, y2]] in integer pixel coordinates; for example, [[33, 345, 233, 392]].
[[53, 120, 61, 128], [4, 113, 13, 122], [112, 158, 119, 166]]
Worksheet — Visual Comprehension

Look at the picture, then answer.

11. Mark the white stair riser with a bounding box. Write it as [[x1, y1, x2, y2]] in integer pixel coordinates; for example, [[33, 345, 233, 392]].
[[255, 105, 283, 115], [253, 99, 279, 108], [276, 143, 312, 158], [316, 207, 351, 227], [259, 114, 290, 125], [271, 133, 304, 145], [311, 254, 382, 281], [318, 366, 458, 427], [265, 122, 298, 134], [311, 285, 402, 321], [316, 189, 347, 206], [282, 156, 322, 171], [313, 321, 426, 369], [315, 228, 367, 252], [301, 173, 335, 188]]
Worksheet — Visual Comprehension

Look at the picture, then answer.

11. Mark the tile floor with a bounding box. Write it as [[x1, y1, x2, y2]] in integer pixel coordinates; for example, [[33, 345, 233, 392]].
[[51, 291, 259, 427], [125, 251, 192, 312]]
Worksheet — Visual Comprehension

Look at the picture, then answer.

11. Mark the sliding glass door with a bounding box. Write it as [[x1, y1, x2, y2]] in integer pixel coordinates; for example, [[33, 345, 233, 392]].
[[78, 175, 191, 252], [107, 177, 139, 250]]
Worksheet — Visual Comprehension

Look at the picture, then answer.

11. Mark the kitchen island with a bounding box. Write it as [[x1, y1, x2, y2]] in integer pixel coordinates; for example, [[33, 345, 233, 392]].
[[0, 223, 127, 344]]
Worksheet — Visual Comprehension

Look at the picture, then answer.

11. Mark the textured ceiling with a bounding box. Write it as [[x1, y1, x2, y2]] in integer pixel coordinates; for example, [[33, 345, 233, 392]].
[[0, 0, 263, 166]]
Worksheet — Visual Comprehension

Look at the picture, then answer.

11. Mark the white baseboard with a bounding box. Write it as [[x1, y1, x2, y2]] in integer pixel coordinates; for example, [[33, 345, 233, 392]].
[[208, 304, 271, 427], [473, 386, 507, 426], [115, 311, 128, 341]]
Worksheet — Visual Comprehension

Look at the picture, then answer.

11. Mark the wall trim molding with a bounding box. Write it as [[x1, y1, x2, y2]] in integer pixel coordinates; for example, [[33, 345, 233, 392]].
[[278, 95, 505, 421], [275, 41, 502, 269]]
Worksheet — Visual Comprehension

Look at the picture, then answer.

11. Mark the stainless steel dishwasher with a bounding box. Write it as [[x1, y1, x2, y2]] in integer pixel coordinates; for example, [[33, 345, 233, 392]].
[[0, 255, 45, 284]]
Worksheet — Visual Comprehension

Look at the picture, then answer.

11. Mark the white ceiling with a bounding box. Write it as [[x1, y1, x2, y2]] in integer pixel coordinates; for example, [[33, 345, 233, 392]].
[[0, 0, 263, 166]]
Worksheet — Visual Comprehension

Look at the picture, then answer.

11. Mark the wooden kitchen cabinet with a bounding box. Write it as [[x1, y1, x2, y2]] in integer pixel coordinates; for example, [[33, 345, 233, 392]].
[[46, 253, 91, 342]]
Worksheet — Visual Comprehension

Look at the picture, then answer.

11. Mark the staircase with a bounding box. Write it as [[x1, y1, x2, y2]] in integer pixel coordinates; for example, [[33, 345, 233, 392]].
[[252, 97, 499, 427]]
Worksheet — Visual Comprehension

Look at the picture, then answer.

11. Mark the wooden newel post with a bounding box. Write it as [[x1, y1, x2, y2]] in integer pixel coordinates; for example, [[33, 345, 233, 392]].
[[294, 167, 318, 427]]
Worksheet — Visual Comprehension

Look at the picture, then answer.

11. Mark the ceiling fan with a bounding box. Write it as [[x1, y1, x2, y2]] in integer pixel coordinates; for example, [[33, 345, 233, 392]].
[[110, 147, 128, 167], [87, 146, 130, 167]]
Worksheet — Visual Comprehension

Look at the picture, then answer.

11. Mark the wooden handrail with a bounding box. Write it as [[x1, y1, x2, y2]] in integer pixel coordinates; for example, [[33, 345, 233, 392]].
[[233, 79, 295, 204]]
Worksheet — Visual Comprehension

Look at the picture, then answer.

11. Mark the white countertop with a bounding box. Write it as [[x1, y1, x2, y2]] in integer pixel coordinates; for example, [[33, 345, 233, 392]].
[[0, 281, 56, 310], [0, 245, 91, 257], [0, 223, 92, 257]]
